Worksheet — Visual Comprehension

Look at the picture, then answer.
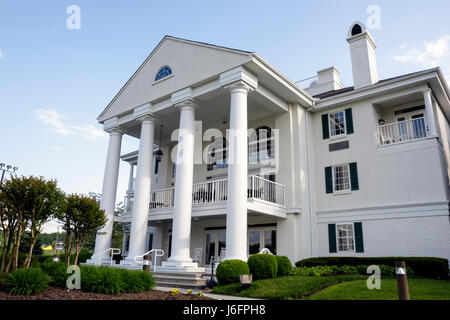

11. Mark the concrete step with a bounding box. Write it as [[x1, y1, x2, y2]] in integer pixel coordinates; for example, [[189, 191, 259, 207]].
[[152, 271, 208, 289]]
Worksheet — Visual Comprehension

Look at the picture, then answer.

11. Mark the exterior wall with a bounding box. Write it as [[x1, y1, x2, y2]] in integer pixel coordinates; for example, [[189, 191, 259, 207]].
[[317, 212, 450, 262], [313, 93, 449, 212], [435, 100, 450, 187]]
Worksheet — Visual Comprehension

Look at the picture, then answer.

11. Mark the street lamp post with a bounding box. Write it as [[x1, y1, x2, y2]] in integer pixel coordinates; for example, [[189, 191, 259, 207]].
[[0, 163, 18, 184]]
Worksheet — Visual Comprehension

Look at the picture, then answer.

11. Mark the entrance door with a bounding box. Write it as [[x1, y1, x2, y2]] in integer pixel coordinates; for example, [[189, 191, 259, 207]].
[[204, 230, 226, 265], [412, 114, 426, 139]]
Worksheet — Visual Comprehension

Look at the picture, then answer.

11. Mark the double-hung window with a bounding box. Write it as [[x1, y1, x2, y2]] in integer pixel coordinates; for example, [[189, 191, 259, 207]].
[[329, 111, 346, 137], [333, 164, 351, 192], [336, 223, 355, 252]]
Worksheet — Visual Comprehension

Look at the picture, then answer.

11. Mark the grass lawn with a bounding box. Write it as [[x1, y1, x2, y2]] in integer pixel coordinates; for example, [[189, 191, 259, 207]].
[[305, 277, 450, 300], [211, 275, 365, 299]]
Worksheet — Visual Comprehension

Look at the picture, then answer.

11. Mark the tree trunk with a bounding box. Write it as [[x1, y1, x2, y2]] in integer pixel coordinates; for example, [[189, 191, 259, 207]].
[[24, 224, 43, 268]]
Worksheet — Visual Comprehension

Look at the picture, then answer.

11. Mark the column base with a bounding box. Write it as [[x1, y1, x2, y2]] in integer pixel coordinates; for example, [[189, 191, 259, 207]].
[[154, 261, 205, 273]]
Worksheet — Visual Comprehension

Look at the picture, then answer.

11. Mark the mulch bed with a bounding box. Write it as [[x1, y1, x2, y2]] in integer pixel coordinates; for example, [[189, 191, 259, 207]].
[[0, 287, 214, 300]]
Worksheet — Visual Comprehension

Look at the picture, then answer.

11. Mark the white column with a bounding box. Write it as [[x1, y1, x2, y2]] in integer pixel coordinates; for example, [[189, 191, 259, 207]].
[[94, 128, 123, 259], [423, 89, 438, 137], [167, 100, 197, 265], [125, 116, 156, 262], [127, 163, 135, 193], [226, 82, 251, 261]]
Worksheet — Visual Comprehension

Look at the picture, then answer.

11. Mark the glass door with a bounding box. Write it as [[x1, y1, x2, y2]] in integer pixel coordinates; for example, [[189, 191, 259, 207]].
[[412, 114, 426, 139], [204, 232, 216, 265], [204, 230, 226, 265]]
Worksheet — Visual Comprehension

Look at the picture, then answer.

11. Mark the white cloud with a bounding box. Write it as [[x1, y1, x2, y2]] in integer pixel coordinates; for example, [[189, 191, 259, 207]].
[[0, 49, 3, 59], [393, 34, 450, 83], [34, 109, 107, 140]]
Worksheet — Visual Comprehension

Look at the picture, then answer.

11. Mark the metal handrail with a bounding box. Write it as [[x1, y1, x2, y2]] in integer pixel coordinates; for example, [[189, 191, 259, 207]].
[[134, 249, 165, 270], [91, 248, 121, 266]]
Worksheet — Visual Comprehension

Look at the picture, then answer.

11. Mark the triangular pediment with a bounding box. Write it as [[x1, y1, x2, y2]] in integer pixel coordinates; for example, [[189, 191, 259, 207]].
[[98, 36, 253, 122]]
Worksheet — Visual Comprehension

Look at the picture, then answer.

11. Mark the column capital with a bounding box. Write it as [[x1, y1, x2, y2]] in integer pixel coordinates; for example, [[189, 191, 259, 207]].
[[423, 88, 432, 95], [224, 80, 255, 93], [136, 113, 159, 124], [105, 126, 125, 136], [220, 66, 258, 91], [175, 98, 199, 111]]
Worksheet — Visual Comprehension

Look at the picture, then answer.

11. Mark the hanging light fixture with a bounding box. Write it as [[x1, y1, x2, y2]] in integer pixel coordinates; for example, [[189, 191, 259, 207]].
[[155, 125, 163, 162]]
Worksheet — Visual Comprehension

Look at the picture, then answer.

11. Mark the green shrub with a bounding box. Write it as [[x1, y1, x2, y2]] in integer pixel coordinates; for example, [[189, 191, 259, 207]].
[[79, 265, 155, 295], [295, 256, 446, 279], [41, 261, 69, 288], [275, 256, 292, 277], [117, 269, 155, 293], [80, 265, 124, 295], [247, 254, 278, 280], [216, 260, 250, 285], [3, 268, 49, 295], [289, 264, 415, 277]]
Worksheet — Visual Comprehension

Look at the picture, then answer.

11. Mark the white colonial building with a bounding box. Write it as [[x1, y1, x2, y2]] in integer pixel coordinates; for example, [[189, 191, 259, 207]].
[[89, 22, 450, 278]]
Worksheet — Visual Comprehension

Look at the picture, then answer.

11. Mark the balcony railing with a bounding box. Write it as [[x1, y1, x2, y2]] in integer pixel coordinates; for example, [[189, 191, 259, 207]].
[[377, 117, 428, 146], [123, 175, 286, 214]]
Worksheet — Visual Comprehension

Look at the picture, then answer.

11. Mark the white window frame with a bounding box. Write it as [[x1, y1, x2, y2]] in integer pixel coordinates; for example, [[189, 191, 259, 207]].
[[247, 227, 277, 256], [328, 110, 347, 138], [332, 163, 351, 193], [336, 223, 355, 252]]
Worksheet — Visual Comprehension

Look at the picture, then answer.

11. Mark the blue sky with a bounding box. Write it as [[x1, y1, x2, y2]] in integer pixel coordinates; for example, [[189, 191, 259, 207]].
[[1, 0, 450, 232]]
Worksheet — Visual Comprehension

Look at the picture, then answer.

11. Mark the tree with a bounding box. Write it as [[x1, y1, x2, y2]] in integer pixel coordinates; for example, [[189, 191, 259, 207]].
[[57, 194, 107, 266], [0, 176, 65, 271], [22, 177, 65, 267]]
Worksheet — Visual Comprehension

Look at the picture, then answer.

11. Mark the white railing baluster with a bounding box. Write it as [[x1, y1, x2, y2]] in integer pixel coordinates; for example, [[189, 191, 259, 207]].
[[377, 117, 428, 146]]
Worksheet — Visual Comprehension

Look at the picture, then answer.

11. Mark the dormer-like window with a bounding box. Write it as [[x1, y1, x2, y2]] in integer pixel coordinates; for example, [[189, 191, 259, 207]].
[[155, 66, 172, 82]]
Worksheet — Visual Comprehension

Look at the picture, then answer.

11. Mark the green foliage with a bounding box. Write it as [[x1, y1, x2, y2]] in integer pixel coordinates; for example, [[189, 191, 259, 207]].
[[79, 265, 155, 295], [19, 232, 44, 255], [117, 269, 156, 293], [295, 256, 446, 279], [80, 265, 124, 295], [216, 259, 250, 285], [289, 265, 414, 277], [247, 254, 278, 280], [58, 249, 92, 265], [3, 267, 49, 295], [275, 256, 292, 277], [212, 275, 364, 299], [57, 194, 107, 266], [40, 261, 69, 288]]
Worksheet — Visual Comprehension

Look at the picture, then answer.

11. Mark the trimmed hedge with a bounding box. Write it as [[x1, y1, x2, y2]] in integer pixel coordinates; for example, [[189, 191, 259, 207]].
[[276, 256, 292, 277], [3, 268, 49, 295], [216, 259, 250, 285], [295, 257, 449, 279], [247, 254, 278, 280], [289, 265, 414, 277]]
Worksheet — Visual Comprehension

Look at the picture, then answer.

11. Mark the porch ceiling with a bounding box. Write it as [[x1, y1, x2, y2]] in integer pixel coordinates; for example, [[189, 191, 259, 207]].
[[121, 88, 284, 143]]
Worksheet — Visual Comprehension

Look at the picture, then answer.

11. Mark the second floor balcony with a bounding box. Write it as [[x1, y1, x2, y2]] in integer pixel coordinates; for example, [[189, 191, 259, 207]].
[[377, 116, 428, 146], [123, 175, 286, 219]]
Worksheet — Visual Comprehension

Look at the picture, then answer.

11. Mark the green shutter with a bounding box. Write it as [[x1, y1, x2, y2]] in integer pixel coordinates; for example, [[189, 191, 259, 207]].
[[325, 166, 333, 194], [322, 114, 329, 139], [354, 222, 364, 252], [328, 224, 337, 253], [349, 162, 359, 191], [345, 108, 354, 134]]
